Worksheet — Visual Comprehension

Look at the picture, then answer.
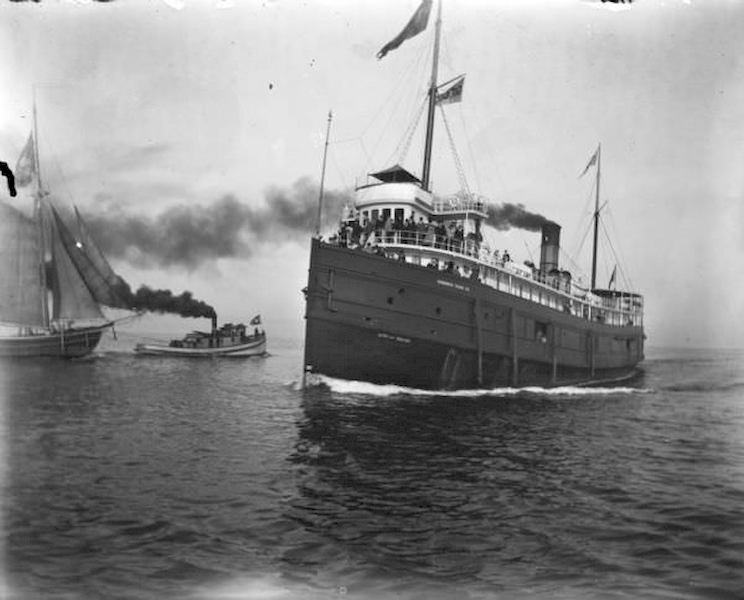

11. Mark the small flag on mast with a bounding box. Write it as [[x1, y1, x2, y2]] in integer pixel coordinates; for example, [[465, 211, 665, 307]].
[[377, 0, 433, 60], [15, 133, 36, 187], [579, 145, 600, 178], [608, 265, 617, 289], [250, 315, 261, 326], [436, 74, 465, 105]]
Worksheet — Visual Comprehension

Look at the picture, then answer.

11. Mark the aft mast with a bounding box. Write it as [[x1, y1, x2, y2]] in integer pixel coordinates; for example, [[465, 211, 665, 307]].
[[590, 144, 602, 290], [421, 0, 442, 191]]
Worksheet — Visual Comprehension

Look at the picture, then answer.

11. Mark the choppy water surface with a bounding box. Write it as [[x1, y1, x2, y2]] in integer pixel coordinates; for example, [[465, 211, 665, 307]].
[[2, 332, 743, 599]]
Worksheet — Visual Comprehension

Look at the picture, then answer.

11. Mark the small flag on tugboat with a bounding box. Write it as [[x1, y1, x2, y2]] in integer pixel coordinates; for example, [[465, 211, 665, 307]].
[[436, 74, 465, 105], [377, 0, 433, 60], [608, 265, 617, 289], [579, 145, 600, 178], [250, 315, 261, 326], [15, 133, 36, 187]]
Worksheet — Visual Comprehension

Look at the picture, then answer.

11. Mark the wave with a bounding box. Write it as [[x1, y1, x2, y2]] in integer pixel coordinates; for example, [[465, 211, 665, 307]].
[[302, 374, 653, 398]]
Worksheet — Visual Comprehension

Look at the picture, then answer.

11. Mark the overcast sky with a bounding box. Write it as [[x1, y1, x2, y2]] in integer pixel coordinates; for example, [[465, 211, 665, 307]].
[[1, 0, 742, 349]]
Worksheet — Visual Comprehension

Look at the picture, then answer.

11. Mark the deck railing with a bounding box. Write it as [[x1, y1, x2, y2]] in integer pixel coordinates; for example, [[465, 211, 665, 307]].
[[430, 196, 487, 215], [331, 229, 643, 328]]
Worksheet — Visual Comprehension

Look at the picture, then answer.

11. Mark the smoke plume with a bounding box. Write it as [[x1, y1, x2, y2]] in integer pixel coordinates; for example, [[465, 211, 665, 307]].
[[83, 177, 352, 269], [484, 202, 556, 232], [112, 279, 216, 319]]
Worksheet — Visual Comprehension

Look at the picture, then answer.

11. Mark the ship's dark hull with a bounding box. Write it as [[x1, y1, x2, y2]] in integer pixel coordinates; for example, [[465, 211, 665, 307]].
[[303, 239, 644, 390], [0, 325, 108, 358]]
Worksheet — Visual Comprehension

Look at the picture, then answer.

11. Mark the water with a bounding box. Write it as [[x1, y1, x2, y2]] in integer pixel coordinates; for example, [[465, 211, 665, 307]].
[[2, 328, 743, 599]]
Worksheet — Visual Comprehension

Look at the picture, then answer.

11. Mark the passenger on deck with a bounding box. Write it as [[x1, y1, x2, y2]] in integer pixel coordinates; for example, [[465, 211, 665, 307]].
[[435, 222, 446, 248], [502, 250, 511, 263], [425, 220, 436, 246], [384, 217, 393, 243]]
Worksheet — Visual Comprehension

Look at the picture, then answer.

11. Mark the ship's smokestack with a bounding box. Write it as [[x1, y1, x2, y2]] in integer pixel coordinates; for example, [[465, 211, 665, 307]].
[[212, 314, 218, 334], [539, 222, 561, 274]]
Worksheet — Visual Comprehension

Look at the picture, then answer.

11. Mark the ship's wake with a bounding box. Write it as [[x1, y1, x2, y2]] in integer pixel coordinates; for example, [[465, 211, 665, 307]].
[[301, 374, 653, 398]]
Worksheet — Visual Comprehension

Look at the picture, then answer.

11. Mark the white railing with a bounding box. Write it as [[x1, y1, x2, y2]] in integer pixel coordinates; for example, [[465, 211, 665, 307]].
[[430, 196, 487, 215], [331, 229, 643, 327]]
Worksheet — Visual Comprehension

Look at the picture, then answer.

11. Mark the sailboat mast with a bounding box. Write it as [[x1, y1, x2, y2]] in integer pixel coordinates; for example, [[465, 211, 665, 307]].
[[590, 144, 602, 290], [421, 0, 442, 191], [315, 110, 333, 237], [32, 92, 43, 191], [32, 90, 50, 326]]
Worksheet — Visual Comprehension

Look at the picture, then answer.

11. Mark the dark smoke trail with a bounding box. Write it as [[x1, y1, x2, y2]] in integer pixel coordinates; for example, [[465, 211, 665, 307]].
[[83, 177, 352, 269], [484, 202, 556, 232], [108, 278, 215, 318]]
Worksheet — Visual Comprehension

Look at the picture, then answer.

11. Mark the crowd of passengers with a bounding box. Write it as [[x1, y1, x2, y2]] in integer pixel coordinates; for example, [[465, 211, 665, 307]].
[[327, 212, 519, 270], [331, 213, 486, 255]]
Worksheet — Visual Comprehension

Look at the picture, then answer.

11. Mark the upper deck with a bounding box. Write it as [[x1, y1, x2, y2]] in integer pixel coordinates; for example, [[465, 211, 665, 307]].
[[340, 174, 643, 329]]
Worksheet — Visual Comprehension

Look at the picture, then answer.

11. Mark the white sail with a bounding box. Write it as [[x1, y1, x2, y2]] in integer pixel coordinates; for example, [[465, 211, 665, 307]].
[[0, 200, 46, 327]]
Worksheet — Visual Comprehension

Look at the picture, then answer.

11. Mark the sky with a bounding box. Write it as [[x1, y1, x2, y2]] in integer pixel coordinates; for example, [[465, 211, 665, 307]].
[[0, 0, 742, 348]]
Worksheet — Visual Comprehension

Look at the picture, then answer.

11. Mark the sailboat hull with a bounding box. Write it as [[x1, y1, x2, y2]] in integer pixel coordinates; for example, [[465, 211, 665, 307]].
[[303, 240, 644, 390], [0, 325, 109, 358]]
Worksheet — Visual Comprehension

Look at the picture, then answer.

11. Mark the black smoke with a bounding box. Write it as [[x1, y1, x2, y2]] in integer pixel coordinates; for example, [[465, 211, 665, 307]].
[[112, 279, 215, 319], [485, 202, 556, 232], [83, 177, 352, 269]]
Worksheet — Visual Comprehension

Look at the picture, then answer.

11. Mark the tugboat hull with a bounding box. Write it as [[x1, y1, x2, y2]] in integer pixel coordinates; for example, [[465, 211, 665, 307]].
[[135, 335, 266, 357]]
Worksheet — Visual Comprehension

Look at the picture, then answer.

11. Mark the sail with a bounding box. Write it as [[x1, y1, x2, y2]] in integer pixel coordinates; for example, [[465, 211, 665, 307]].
[[47, 205, 104, 321], [49, 205, 130, 310], [73, 207, 131, 308], [0, 201, 46, 327]]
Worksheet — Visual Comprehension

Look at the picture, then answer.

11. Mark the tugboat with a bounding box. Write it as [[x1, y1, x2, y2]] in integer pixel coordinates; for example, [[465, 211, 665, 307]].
[[135, 315, 266, 357], [302, 0, 645, 390]]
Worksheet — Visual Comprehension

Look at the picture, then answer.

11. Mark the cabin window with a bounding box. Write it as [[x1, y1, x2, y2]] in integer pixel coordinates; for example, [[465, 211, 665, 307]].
[[394, 208, 404, 222], [362, 210, 369, 223], [382, 208, 391, 221], [535, 321, 548, 343], [372, 209, 379, 222]]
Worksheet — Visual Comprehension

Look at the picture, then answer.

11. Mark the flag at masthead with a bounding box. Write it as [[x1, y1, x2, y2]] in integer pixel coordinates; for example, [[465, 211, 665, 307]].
[[376, 0, 433, 60]]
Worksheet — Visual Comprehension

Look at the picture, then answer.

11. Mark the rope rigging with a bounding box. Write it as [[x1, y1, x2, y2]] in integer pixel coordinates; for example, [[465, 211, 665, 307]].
[[439, 105, 471, 198]]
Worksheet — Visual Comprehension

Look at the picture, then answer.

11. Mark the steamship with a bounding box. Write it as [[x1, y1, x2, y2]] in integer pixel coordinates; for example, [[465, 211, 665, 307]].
[[302, 0, 644, 390]]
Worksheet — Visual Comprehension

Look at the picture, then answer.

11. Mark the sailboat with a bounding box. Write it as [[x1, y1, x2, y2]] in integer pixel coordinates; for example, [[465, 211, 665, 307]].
[[302, 0, 645, 389], [0, 104, 131, 358]]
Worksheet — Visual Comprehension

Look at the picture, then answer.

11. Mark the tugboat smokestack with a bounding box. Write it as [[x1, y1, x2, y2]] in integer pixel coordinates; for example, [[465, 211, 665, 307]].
[[539, 222, 561, 274], [211, 314, 218, 334]]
